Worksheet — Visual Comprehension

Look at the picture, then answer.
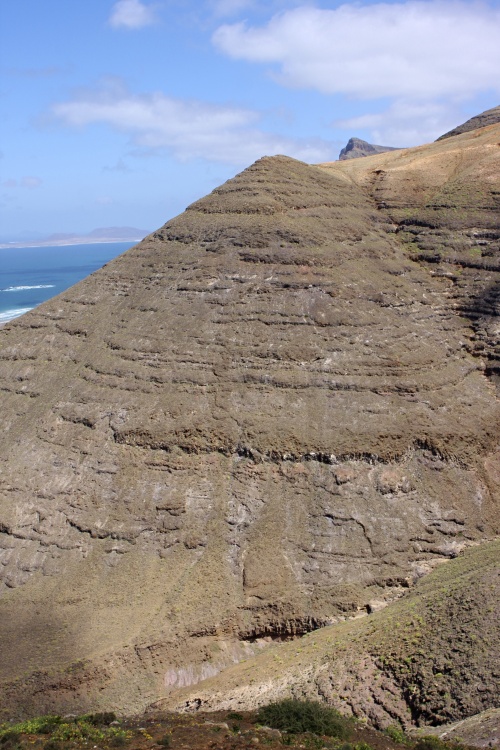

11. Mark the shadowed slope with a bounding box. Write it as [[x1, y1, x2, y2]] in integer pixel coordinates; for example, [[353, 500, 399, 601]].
[[0, 148, 499, 717]]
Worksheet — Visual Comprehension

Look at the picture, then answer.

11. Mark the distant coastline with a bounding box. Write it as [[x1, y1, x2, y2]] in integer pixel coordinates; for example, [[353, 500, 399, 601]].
[[0, 226, 150, 250], [0, 237, 145, 249]]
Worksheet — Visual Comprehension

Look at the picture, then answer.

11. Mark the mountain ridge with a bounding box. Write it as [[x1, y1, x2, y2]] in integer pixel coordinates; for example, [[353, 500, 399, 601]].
[[436, 104, 500, 141]]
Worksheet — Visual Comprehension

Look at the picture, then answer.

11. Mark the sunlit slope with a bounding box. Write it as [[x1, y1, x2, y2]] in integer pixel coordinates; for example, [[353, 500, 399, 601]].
[[160, 541, 500, 729]]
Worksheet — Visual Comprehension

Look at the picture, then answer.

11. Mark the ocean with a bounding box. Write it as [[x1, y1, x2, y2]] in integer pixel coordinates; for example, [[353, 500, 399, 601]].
[[0, 242, 136, 324]]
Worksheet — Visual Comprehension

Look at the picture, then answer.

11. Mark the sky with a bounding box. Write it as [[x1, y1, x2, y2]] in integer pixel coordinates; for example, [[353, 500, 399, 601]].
[[1, 0, 500, 239]]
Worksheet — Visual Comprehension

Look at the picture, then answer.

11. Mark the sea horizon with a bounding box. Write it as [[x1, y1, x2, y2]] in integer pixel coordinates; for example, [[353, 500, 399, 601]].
[[0, 241, 136, 325]]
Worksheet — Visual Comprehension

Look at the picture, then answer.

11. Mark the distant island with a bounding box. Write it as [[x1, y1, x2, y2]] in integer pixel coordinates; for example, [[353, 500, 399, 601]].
[[0, 226, 150, 249]]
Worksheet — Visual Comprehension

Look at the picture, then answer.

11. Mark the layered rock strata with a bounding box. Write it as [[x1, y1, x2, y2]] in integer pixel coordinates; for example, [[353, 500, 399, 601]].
[[0, 126, 499, 718]]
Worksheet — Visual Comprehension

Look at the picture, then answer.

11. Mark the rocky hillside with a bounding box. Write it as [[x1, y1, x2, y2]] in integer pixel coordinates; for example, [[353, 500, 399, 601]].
[[156, 541, 500, 729], [436, 105, 500, 140], [338, 137, 399, 160], [0, 119, 499, 723]]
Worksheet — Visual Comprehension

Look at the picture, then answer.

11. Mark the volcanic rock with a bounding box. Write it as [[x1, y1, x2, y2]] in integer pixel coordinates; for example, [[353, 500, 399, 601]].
[[338, 137, 399, 160], [0, 123, 499, 721], [436, 104, 500, 140]]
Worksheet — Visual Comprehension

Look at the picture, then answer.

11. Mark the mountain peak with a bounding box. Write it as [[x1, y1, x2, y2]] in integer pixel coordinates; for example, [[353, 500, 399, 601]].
[[338, 137, 400, 160]]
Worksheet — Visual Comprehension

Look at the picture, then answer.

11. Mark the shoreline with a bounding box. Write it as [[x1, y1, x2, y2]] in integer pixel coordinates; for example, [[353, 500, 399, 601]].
[[0, 238, 145, 250]]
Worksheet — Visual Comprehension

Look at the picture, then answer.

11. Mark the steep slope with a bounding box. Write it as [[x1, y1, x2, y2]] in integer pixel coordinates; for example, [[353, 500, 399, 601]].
[[412, 708, 500, 748], [321, 121, 500, 387], [0, 131, 499, 718], [436, 105, 500, 141], [157, 541, 500, 729]]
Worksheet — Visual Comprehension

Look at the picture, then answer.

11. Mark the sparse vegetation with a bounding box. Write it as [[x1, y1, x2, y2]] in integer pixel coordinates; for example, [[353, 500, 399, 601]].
[[414, 737, 464, 750], [384, 725, 408, 744], [0, 715, 129, 748], [0, 707, 485, 750], [257, 699, 353, 738], [156, 734, 171, 747]]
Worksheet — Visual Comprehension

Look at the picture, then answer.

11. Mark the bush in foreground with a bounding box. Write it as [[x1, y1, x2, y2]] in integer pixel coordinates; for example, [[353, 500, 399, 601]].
[[257, 699, 353, 738]]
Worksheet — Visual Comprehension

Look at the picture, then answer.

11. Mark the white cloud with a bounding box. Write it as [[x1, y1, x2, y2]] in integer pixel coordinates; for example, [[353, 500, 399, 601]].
[[109, 0, 156, 29], [52, 84, 335, 164], [212, 2, 500, 100], [336, 101, 464, 147]]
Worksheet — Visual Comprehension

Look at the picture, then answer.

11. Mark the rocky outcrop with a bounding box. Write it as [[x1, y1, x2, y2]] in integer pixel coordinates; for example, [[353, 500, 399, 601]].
[[436, 105, 500, 141], [0, 125, 499, 720], [155, 541, 500, 729], [339, 137, 399, 160], [412, 707, 500, 748]]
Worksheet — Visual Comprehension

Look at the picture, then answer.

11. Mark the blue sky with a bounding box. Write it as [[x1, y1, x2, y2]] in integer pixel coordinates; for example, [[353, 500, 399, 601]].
[[1, 0, 500, 239]]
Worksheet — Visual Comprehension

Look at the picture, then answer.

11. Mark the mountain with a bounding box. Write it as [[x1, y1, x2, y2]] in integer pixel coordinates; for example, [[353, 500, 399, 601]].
[[0, 117, 499, 725], [436, 104, 500, 140], [338, 137, 399, 160]]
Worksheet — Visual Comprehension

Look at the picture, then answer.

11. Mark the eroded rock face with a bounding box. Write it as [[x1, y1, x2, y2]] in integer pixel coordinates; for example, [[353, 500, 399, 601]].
[[159, 542, 500, 730], [0, 134, 499, 717], [338, 137, 399, 160]]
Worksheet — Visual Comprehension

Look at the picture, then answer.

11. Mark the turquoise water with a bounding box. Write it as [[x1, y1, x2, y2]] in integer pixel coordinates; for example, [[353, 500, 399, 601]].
[[0, 242, 135, 324]]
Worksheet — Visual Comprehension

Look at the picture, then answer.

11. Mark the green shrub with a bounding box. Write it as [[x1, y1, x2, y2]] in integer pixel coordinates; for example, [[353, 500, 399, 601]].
[[84, 712, 117, 726], [157, 735, 171, 748], [256, 699, 352, 738], [384, 724, 407, 744], [303, 735, 325, 750], [37, 718, 63, 736], [0, 716, 62, 737], [414, 737, 459, 750], [227, 712, 244, 721]]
